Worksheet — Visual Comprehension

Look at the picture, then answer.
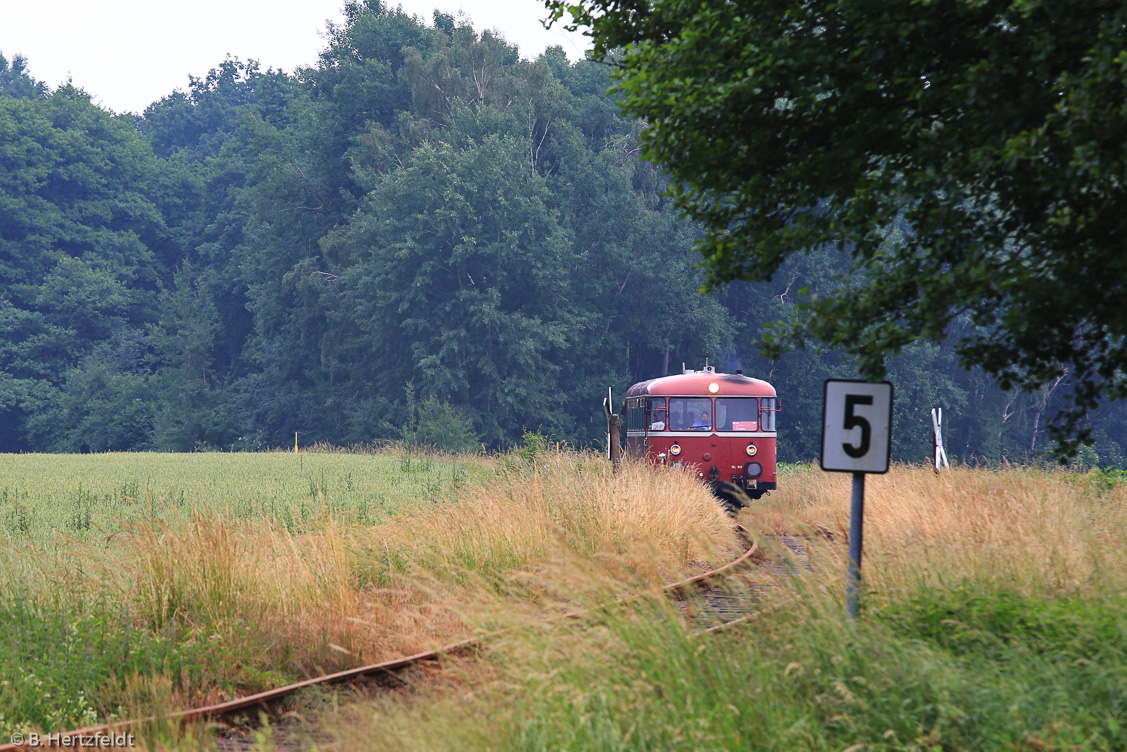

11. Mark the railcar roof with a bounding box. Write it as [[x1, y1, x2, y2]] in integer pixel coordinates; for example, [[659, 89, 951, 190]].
[[625, 372, 776, 397]]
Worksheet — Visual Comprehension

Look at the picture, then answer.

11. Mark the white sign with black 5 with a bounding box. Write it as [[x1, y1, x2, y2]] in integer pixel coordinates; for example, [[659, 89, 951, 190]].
[[821, 380, 893, 474]]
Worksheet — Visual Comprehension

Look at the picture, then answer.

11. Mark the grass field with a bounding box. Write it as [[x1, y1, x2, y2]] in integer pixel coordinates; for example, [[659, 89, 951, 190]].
[[312, 463, 1127, 752], [0, 448, 480, 545], [0, 446, 736, 744], [0, 447, 488, 738], [5, 453, 1127, 751]]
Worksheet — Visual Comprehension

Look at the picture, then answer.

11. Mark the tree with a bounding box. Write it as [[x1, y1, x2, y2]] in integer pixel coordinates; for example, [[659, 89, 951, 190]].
[[220, 2, 735, 450], [0, 85, 167, 449], [25, 363, 153, 452], [546, 0, 1127, 454], [327, 128, 583, 444], [149, 263, 233, 450], [0, 53, 47, 100], [140, 56, 297, 161]]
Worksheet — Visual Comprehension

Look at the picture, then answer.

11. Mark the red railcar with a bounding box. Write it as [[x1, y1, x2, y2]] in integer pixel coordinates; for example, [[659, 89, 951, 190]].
[[623, 365, 779, 504]]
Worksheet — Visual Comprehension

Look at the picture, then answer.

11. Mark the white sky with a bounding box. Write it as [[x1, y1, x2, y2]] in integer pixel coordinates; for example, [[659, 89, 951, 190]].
[[0, 0, 591, 114]]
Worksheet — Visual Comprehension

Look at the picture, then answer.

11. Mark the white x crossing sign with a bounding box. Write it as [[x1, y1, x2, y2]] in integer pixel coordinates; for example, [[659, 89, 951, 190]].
[[932, 407, 949, 472]]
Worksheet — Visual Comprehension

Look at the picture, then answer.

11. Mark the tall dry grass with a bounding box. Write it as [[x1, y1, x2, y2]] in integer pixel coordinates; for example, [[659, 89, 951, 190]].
[[111, 452, 737, 707], [312, 463, 1127, 752], [368, 453, 738, 590], [743, 463, 1127, 596]]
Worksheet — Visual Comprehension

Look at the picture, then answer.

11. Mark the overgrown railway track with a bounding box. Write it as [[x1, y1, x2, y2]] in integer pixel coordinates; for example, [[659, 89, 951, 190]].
[[0, 523, 790, 751]]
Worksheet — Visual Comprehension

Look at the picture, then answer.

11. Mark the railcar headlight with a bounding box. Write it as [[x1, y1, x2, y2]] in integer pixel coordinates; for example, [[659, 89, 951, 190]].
[[744, 461, 763, 478], [745, 443, 757, 456], [669, 443, 682, 456], [708, 382, 719, 394]]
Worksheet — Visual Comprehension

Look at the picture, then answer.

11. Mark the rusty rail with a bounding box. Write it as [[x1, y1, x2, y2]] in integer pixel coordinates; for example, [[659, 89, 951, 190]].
[[0, 526, 760, 751], [663, 523, 759, 594]]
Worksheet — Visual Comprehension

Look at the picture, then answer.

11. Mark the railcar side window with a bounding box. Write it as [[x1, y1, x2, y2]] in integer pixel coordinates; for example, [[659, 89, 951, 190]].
[[715, 398, 759, 431], [645, 397, 667, 431], [759, 397, 779, 432], [626, 399, 645, 432], [669, 398, 712, 431]]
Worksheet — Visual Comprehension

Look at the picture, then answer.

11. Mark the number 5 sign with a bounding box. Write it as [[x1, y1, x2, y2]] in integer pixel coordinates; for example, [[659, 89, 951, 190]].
[[821, 379, 893, 619], [821, 380, 893, 473]]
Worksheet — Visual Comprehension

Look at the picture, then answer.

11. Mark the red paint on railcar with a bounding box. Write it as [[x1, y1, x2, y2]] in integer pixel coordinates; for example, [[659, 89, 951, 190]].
[[622, 366, 779, 500]]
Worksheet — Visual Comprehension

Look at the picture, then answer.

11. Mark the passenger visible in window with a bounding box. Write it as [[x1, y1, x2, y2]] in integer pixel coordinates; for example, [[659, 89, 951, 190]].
[[691, 411, 711, 430]]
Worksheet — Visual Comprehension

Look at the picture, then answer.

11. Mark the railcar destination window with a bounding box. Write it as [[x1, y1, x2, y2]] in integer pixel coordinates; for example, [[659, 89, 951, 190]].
[[716, 397, 760, 431]]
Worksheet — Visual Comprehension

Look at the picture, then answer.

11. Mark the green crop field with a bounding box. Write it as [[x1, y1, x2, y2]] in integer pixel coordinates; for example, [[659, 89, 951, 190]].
[[0, 449, 479, 546]]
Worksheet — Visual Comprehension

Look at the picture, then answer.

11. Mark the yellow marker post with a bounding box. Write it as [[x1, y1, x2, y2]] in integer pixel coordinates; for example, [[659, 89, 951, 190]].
[[294, 432, 298, 454]]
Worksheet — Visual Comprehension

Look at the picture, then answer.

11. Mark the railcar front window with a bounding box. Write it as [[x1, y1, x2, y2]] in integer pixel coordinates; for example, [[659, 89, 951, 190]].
[[716, 398, 759, 431], [669, 398, 712, 431], [645, 397, 668, 431]]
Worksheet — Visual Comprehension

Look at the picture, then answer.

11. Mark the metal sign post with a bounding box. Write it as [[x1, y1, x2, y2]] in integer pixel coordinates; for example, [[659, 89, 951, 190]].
[[821, 380, 893, 619]]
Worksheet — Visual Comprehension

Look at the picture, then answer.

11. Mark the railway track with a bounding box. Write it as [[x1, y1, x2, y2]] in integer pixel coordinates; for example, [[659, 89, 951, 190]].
[[0, 640, 482, 752], [668, 528, 815, 632], [0, 523, 795, 751]]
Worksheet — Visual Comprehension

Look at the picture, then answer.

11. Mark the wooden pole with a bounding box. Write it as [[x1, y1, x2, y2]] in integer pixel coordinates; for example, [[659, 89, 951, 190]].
[[609, 414, 622, 473]]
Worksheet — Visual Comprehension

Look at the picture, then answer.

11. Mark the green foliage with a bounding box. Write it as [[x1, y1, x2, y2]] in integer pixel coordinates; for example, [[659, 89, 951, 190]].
[[25, 364, 153, 452], [547, 0, 1127, 459], [0, 53, 47, 100], [514, 430, 547, 466], [6, 4, 1127, 465], [0, 84, 165, 450], [494, 430, 550, 475], [219, 3, 732, 449], [140, 57, 297, 161], [0, 593, 217, 734], [878, 586, 1127, 661], [498, 584, 1127, 751], [401, 383, 482, 454], [330, 130, 580, 443], [1081, 466, 1127, 493], [149, 263, 235, 451]]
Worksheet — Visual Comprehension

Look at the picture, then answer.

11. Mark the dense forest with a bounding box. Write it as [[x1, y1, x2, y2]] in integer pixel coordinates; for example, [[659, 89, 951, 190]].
[[2, 0, 1125, 465]]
